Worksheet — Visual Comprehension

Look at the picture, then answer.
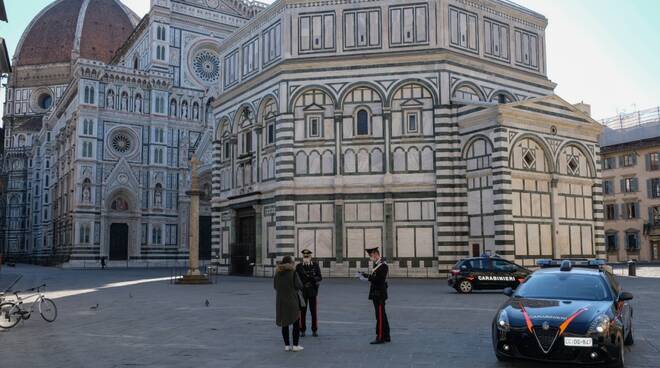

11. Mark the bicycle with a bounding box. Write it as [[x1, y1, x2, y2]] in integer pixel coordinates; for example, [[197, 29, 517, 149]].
[[0, 284, 57, 329]]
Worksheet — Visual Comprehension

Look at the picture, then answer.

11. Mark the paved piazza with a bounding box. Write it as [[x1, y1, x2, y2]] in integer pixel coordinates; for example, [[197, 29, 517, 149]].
[[1, 265, 659, 368]]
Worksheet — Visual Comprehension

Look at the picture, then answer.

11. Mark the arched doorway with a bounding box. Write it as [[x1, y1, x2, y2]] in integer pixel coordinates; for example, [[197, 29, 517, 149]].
[[110, 223, 129, 261]]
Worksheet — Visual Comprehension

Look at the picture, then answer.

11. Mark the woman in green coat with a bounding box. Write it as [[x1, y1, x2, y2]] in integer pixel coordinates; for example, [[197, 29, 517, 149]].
[[274, 256, 304, 352]]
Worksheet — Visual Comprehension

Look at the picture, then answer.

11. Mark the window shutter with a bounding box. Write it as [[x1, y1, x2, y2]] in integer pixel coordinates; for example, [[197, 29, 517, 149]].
[[650, 207, 655, 223], [613, 233, 618, 249], [619, 203, 625, 219], [614, 204, 619, 219], [646, 153, 652, 170], [620, 179, 625, 192], [635, 202, 640, 219], [649, 179, 653, 199], [632, 178, 639, 192], [636, 234, 640, 249], [632, 154, 637, 166], [618, 156, 624, 167]]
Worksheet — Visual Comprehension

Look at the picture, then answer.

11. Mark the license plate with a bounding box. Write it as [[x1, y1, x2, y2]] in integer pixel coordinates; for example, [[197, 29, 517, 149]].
[[564, 337, 593, 347]]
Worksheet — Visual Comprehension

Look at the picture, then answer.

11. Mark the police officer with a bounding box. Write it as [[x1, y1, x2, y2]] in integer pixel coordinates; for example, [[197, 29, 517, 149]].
[[296, 249, 322, 337], [361, 247, 390, 344]]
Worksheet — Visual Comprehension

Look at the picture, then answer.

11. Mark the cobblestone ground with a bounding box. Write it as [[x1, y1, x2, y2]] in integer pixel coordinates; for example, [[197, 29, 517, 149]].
[[0, 264, 659, 368]]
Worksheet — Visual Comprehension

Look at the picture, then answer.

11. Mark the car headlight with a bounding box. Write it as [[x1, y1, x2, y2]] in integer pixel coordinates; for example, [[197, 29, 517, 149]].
[[497, 310, 510, 331], [588, 314, 610, 335]]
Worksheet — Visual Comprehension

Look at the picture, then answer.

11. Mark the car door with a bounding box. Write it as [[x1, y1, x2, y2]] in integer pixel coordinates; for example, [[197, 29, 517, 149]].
[[473, 258, 497, 289], [606, 272, 632, 334], [490, 259, 518, 289]]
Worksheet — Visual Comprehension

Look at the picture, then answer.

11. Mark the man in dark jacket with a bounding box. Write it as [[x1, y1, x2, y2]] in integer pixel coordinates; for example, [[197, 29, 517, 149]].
[[295, 249, 322, 337], [361, 247, 390, 344]]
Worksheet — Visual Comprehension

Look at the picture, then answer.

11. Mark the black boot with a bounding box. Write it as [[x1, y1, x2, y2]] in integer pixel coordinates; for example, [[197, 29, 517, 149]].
[[312, 331, 318, 337]]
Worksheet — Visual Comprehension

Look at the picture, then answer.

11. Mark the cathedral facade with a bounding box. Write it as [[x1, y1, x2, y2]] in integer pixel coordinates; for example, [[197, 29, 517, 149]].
[[2, 0, 604, 275], [210, 0, 604, 277], [1, 0, 263, 266]]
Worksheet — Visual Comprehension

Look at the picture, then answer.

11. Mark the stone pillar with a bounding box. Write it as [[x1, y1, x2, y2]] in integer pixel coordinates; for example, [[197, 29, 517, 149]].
[[550, 177, 560, 258], [177, 155, 210, 284]]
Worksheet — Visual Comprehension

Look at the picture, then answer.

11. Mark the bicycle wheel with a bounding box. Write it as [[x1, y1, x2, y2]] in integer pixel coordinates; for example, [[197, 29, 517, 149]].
[[0, 302, 21, 329], [39, 298, 57, 322]]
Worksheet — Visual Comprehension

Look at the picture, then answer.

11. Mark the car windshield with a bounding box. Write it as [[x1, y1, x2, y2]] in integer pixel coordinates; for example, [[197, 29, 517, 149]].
[[514, 272, 612, 301]]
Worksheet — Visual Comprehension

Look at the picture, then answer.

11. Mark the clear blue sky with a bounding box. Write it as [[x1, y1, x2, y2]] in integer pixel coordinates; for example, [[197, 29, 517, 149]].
[[0, 0, 658, 120]]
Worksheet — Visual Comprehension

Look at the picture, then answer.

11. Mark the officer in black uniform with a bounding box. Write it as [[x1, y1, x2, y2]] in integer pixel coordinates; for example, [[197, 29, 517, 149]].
[[361, 247, 390, 344], [295, 249, 322, 337]]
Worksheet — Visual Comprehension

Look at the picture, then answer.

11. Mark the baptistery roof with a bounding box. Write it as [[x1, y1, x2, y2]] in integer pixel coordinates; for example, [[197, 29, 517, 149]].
[[14, 0, 139, 67]]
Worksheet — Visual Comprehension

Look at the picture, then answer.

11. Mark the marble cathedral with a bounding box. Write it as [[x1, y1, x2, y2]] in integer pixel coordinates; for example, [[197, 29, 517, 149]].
[[2, 0, 604, 276]]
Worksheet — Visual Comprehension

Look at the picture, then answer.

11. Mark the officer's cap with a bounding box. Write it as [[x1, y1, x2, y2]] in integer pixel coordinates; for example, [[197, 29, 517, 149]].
[[301, 249, 313, 255], [365, 247, 380, 255]]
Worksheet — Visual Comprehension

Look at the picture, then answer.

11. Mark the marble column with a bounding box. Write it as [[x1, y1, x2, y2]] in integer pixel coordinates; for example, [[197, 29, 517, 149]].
[[177, 154, 210, 284]]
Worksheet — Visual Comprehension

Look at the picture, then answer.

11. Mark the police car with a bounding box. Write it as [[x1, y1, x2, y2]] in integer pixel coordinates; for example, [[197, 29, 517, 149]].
[[492, 259, 634, 367], [448, 255, 531, 294]]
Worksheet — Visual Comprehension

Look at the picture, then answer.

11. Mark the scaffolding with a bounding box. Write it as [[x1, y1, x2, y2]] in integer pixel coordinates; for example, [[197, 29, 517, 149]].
[[601, 106, 660, 130]]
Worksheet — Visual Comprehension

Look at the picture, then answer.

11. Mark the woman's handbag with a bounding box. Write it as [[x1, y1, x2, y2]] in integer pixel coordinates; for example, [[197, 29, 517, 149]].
[[297, 290, 306, 308]]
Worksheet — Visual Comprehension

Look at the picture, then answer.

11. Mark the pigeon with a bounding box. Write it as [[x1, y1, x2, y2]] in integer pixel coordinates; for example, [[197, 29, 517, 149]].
[[205, 299, 210, 307], [90, 304, 99, 311]]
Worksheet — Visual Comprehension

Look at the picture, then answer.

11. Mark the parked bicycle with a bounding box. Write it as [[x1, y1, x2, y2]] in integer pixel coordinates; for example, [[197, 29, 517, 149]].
[[0, 284, 57, 329]]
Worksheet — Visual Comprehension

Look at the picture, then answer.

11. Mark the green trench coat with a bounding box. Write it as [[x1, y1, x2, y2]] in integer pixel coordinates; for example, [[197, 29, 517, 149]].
[[274, 263, 303, 327]]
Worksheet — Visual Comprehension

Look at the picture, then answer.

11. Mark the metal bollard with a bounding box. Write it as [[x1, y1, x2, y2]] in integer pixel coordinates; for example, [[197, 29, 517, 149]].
[[627, 260, 636, 277]]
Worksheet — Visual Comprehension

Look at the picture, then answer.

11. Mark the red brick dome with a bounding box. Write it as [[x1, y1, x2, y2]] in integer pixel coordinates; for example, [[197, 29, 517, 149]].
[[14, 0, 138, 67]]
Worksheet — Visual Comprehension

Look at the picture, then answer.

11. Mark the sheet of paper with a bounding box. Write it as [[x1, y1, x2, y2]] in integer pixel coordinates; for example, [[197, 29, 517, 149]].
[[356, 272, 368, 281]]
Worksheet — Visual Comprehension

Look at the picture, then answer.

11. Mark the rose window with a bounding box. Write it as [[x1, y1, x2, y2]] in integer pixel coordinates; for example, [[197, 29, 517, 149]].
[[192, 49, 220, 83], [111, 133, 132, 154]]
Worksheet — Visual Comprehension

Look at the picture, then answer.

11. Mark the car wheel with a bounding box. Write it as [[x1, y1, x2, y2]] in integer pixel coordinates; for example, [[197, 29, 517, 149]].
[[613, 335, 625, 368], [458, 280, 473, 294], [624, 323, 634, 346]]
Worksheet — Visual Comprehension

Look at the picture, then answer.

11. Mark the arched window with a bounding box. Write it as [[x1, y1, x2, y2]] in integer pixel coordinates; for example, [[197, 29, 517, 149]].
[[133, 56, 139, 70], [89, 87, 95, 104], [356, 109, 369, 136], [84, 87, 90, 103]]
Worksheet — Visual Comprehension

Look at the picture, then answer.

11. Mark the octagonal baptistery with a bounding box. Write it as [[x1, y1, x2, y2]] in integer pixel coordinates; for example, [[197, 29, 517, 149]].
[[10, 0, 139, 89]]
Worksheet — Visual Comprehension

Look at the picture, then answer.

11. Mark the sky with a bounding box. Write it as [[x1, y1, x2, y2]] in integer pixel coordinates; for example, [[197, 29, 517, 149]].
[[0, 0, 658, 120]]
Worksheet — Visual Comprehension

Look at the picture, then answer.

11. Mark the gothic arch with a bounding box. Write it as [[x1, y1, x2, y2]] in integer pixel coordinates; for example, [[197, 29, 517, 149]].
[[488, 89, 517, 103], [462, 134, 494, 159], [451, 81, 486, 102], [257, 94, 279, 126]]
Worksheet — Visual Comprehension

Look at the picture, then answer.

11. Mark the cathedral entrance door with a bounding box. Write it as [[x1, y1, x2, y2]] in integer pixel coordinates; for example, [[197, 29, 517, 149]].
[[199, 216, 212, 260], [231, 208, 256, 276], [109, 223, 129, 261]]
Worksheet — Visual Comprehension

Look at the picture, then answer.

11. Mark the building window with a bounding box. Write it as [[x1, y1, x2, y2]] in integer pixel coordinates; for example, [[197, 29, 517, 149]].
[[603, 180, 614, 195], [156, 46, 166, 61], [224, 141, 231, 160], [83, 120, 94, 136], [141, 223, 148, 245], [650, 178, 660, 198], [621, 177, 638, 193], [621, 153, 637, 167], [262, 21, 282, 65], [356, 109, 370, 136], [84, 86, 95, 104], [605, 204, 617, 220], [79, 224, 90, 244], [405, 111, 419, 134], [266, 121, 275, 145], [648, 152, 660, 171], [605, 232, 618, 252], [154, 148, 164, 164], [166, 224, 178, 246], [652, 206, 660, 225], [522, 148, 536, 170], [156, 25, 166, 41], [625, 231, 640, 251], [82, 141, 93, 158], [242, 132, 252, 154], [307, 115, 321, 138], [603, 157, 616, 170], [624, 202, 639, 219], [345, 9, 381, 49], [449, 7, 478, 52], [152, 225, 162, 245], [154, 127, 164, 143], [567, 155, 580, 176]]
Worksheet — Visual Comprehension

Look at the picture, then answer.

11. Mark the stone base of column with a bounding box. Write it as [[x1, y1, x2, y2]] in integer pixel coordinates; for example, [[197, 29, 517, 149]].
[[175, 274, 211, 284]]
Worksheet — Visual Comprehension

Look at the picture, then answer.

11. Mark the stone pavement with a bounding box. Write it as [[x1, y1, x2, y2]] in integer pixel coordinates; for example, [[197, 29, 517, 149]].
[[1, 264, 659, 368]]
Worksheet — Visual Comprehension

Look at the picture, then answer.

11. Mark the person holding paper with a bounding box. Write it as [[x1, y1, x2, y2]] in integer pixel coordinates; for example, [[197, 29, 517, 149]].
[[361, 247, 390, 345]]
